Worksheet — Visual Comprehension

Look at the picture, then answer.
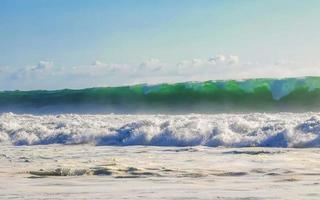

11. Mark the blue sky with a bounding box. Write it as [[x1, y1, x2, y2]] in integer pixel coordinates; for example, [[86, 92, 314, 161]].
[[1, 0, 320, 90]]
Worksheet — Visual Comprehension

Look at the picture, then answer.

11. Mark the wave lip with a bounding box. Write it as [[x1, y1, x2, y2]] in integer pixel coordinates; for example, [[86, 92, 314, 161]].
[[1, 113, 320, 148], [1, 76, 320, 114]]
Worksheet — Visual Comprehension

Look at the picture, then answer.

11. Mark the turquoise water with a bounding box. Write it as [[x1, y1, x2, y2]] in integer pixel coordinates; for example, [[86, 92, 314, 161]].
[[1, 77, 320, 113]]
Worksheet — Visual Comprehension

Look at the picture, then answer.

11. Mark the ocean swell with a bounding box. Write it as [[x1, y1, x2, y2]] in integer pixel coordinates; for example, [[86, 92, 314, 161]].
[[1, 76, 320, 114]]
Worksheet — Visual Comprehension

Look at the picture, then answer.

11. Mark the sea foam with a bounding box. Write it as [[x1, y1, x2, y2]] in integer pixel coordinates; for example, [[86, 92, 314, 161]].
[[1, 112, 320, 147]]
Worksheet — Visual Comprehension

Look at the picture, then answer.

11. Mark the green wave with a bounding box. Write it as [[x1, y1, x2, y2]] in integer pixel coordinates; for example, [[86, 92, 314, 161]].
[[1, 76, 320, 113]]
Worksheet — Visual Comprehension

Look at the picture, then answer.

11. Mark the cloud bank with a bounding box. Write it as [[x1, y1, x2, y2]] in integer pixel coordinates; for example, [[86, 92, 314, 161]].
[[1, 54, 319, 90]]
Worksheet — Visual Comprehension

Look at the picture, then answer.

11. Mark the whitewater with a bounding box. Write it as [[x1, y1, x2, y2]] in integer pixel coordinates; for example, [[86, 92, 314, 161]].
[[1, 112, 320, 148]]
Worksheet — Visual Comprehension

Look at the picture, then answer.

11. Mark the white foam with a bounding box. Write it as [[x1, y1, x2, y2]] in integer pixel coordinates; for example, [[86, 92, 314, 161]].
[[1, 112, 320, 147]]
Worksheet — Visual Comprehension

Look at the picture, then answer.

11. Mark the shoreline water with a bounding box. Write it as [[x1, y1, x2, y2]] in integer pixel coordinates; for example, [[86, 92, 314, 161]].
[[1, 145, 320, 199]]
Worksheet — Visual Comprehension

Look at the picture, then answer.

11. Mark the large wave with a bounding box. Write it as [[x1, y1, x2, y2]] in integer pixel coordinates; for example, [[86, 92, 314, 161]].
[[1, 76, 320, 114], [1, 112, 320, 147]]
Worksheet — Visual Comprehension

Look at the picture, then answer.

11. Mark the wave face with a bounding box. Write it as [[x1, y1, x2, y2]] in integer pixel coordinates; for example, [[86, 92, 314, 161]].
[[1, 113, 320, 148], [1, 77, 320, 114]]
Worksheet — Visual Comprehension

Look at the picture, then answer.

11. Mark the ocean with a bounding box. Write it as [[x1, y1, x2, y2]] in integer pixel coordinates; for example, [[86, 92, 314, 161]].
[[1, 77, 320, 199]]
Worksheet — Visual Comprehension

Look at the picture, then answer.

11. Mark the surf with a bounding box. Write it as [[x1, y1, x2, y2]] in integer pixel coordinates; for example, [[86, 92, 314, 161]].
[[1, 112, 320, 147]]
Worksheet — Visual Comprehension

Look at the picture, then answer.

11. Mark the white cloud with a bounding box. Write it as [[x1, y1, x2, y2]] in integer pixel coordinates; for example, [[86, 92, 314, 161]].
[[208, 54, 239, 65], [138, 58, 163, 73], [228, 55, 240, 65], [2, 55, 319, 90], [92, 60, 107, 67], [33, 61, 53, 71], [65, 60, 134, 78], [274, 59, 296, 66], [175, 54, 241, 76], [208, 54, 225, 64], [9, 61, 54, 80]]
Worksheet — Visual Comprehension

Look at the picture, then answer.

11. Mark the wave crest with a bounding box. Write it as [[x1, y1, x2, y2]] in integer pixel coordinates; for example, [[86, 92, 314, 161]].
[[1, 77, 320, 113]]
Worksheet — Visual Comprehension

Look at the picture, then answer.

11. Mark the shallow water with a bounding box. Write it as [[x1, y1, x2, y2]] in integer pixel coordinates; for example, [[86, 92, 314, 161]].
[[1, 145, 320, 199]]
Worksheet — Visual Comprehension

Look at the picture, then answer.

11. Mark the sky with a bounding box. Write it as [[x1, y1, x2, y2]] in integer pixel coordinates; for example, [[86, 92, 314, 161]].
[[1, 0, 320, 90]]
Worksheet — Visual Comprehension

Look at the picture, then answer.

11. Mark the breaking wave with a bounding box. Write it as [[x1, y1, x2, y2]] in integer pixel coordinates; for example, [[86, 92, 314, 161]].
[[1, 112, 320, 148], [1, 76, 320, 114]]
